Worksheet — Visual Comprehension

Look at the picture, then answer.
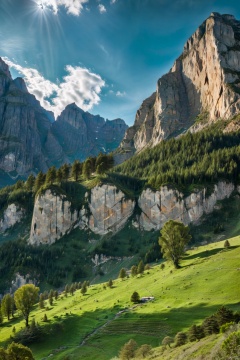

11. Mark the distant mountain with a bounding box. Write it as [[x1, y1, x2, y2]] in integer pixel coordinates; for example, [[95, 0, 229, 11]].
[[0, 58, 128, 185], [116, 12, 240, 161]]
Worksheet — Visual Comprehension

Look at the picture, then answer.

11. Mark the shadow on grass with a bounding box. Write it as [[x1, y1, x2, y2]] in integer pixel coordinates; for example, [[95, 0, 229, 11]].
[[183, 245, 239, 262]]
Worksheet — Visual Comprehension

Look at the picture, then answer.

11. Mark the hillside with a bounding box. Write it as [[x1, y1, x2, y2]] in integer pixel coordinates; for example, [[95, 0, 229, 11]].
[[0, 237, 239, 359]]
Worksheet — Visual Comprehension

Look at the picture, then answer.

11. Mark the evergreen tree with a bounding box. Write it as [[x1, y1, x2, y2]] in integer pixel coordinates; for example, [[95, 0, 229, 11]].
[[137, 260, 144, 275], [118, 268, 127, 280], [130, 291, 140, 303], [131, 265, 138, 277], [25, 174, 35, 191], [107, 279, 113, 288], [224, 239, 230, 248], [71, 160, 82, 181], [2, 294, 13, 320], [82, 159, 92, 179], [45, 166, 57, 185], [39, 294, 45, 309], [81, 281, 87, 295], [175, 332, 188, 347], [61, 164, 70, 181], [33, 171, 45, 193]]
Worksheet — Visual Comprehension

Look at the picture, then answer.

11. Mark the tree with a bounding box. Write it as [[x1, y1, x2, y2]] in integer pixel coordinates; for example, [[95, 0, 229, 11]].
[[82, 159, 92, 179], [33, 171, 45, 193], [14, 284, 39, 327], [39, 294, 45, 309], [130, 291, 140, 303], [162, 336, 174, 348], [175, 332, 188, 347], [131, 265, 138, 277], [45, 166, 56, 185], [137, 260, 144, 275], [224, 240, 230, 248], [202, 315, 219, 336], [107, 279, 113, 288], [0, 342, 34, 360], [61, 164, 70, 181], [135, 344, 152, 358], [160, 263, 165, 271], [119, 339, 137, 360], [25, 174, 35, 191], [118, 268, 127, 280], [215, 306, 235, 326], [159, 220, 191, 269], [188, 324, 204, 342], [2, 294, 13, 320], [81, 281, 87, 295], [71, 160, 82, 181]]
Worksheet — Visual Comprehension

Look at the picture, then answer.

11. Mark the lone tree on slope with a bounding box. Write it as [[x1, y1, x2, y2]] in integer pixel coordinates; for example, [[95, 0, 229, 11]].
[[159, 220, 191, 269], [14, 284, 39, 327]]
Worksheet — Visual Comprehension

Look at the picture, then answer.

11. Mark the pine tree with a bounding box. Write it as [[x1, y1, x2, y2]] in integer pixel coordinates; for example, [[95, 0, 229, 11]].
[[130, 291, 140, 303], [118, 268, 127, 280], [131, 265, 138, 277], [71, 160, 82, 181], [137, 260, 144, 275]]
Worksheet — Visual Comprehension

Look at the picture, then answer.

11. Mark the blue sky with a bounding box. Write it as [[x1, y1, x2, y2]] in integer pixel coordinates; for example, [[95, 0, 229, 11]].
[[1, 0, 240, 125]]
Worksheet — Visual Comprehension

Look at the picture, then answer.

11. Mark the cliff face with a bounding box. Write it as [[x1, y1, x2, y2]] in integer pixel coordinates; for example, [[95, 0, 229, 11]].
[[29, 181, 235, 245], [0, 204, 25, 233], [0, 59, 127, 183], [118, 13, 240, 157], [52, 104, 128, 162]]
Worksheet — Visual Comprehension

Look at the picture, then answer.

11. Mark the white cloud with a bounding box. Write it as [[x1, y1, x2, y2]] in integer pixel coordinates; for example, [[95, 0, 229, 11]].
[[110, 0, 117, 4], [40, 0, 89, 16], [116, 91, 126, 97], [3, 57, 105, 118], [98, 4, 106, 13]]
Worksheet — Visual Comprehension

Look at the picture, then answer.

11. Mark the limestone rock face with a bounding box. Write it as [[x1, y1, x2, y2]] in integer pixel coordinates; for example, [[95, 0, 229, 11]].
[[138, 182, 234, 230], [88, 185, 135, 235], [119, 13, 240, 155], [29, 190, 78, 245], [0, 203, 24, 233], [29, 181, 236, 245]]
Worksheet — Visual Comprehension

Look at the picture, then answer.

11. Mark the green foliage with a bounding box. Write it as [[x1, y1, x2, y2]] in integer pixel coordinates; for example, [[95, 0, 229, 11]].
[[131, 265, 138, 277], [162, 336, 174, 348], [0, 342, 34, 360], [224, 239, 230, 248], [118, 268, 127, 280], [113, 125, 240, 190], [159, 220, 191, 268], [137, 260, 144, 275], [175, 331, 187, 347], [188, 324, 204, 342], [1, 294, 14, 321], [14, 284, 39, 327], [135, 344, 152, 358], [119, 339, 138, 360], [218, 330, 240, 359], [130, 291, 140, 303]]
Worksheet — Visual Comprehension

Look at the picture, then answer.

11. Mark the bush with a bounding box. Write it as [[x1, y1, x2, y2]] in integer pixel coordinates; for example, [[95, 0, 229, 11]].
[[175, 332, 187, 347], [162, 336, 174, 348]]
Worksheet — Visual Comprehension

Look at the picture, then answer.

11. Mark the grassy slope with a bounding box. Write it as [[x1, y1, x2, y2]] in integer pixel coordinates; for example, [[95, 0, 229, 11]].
[[0, 237, 239, 360]]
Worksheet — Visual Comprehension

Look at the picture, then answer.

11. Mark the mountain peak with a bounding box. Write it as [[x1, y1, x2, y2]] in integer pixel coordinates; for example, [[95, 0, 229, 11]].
[[13, 77, 28, 93], [0, 57, 12, 79], [118, 12, 240, 158]]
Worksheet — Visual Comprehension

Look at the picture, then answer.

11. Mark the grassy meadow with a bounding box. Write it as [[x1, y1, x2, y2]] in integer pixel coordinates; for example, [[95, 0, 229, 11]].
[[0, 236, 239, 359]]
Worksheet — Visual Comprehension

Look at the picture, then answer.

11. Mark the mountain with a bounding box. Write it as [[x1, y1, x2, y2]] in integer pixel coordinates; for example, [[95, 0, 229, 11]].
[[52, 103, 127, 162], [116, 12, 240, 161], [0, 58, 127, 184]]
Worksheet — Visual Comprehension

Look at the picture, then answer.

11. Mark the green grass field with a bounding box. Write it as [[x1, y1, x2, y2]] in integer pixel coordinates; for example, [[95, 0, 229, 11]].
[[0, 236, 239, 360]]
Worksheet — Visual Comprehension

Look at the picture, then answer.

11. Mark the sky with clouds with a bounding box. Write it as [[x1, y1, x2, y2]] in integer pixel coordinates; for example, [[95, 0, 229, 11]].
[[1, 0, 240, 124]]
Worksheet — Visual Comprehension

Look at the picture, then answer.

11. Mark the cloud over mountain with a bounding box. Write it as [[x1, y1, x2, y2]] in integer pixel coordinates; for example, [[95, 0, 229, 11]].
[[4, 57, 105, 118]]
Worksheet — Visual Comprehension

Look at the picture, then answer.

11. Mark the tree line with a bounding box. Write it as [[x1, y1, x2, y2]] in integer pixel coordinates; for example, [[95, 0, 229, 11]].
[[114, 125, 240, 190]]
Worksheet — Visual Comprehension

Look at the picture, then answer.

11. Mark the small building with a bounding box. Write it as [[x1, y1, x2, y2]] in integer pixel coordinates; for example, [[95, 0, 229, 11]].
[[140, 296, 155, 303]]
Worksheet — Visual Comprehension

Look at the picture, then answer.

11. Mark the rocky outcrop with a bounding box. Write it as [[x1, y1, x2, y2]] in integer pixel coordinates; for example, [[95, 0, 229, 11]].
[[118, 13, 240, 157], [0, 58, 127, 185], [88, 185, 135, 235], [0, 204, 25, 233], [138, 182, 235, 230], [29, 181, 236, 245], [29, 190, 79, 245]]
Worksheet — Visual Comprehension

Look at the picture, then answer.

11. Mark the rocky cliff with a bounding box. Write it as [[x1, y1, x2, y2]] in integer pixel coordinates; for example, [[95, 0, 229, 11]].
[[0, 203, 25, 233], [29, 181, 235, 245], [118, 12, 240, 158], [0, 58, 127, 184], [52, 104, 128, 162]]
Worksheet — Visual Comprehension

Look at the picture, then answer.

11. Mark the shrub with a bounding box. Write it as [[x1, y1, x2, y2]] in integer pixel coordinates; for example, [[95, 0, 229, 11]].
[[175, 332, 187, 347]]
